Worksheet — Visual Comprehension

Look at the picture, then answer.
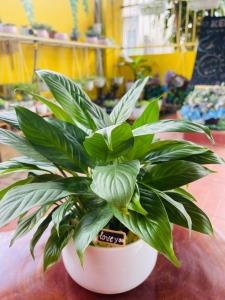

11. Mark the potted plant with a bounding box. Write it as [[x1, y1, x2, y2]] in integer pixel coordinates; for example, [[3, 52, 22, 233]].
[[70, 28, 80, 41], [0, 70, 222, 294], [2, 23, 18, 34], [32, 23, 51, 38], [85, 26, 98, 43]]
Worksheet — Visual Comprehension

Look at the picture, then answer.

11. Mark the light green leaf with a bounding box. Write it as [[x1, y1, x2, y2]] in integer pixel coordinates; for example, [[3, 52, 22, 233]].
[[0, 128, 50, 163], [110, 77, 149, 124], [36, 69, 111, 133], [133, 119, 213, 142], [113, 199, 180, 267], [20, 90, 73, 123], [0, 111, 20, 129], [144, 140, 209, 164], [91, 161, 140, 208], [126, 135, 154, 160], [132, 98, 160, 129], [10, 205, 50, 246], [43, 224, 73, 270], [74, 203, 113, 264], [84, 123, 134, 162], [0, 177, 34, 200], [164, 191, 213, 234], [0, 177, 91, 227], [16, 106, 89, 172], [142, 160, 212, 190]]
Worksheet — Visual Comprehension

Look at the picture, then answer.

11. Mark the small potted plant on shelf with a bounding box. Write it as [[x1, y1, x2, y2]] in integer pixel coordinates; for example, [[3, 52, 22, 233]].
[[85, 26, 98, 43], [2, 23, 18, 34], [70, 28, 80, 41], [0, 70, 223, 294], [32, 23, 52, 38]]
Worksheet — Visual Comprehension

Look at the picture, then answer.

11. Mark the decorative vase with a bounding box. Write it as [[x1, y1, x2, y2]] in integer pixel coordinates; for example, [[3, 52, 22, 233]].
[[62, 239, 158, 294]]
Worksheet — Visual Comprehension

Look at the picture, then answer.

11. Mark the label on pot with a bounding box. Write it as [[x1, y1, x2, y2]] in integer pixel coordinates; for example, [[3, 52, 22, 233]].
[[97, 229, 126, 247]]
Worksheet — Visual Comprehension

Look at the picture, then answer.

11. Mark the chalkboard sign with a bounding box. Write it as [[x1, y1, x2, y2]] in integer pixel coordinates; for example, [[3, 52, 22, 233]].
[[97, 229, 126, 246], [191, 17, 225, 85]]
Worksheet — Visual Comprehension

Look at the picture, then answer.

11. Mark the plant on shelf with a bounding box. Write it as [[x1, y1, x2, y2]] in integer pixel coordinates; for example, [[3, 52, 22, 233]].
[[119, 56, 152, 81], [70, 27, 80, 41], [0, 70, 223, 294]]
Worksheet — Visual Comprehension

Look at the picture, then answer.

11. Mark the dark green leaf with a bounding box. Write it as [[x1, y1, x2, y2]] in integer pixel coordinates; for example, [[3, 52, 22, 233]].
[[142, 160, 212, 190], [43, 224, 73, 270], [52, 200, 74, 233], [113, 202, 180, 267], [144, 140, 208, 164], [36, 69, 111, 133], [74, 203, 113, 264], [10, 205, 50, 246], [132, 98, 160, 129], [184, 150, 224, 164], [110, 77, 149, 124], [91, 161, 140, 208], [163, 191, 213, 234], [133, 119, 213, 142], [0, 177, 91, 227], [126, 135, 154, 160], [0, 111, 20, 129], [16, 106, 89, 172], [30, 211, 54, 258]]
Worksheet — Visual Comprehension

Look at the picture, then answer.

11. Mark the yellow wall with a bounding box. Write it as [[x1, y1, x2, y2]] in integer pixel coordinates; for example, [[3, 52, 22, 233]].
[[0, 0, 121, 84]]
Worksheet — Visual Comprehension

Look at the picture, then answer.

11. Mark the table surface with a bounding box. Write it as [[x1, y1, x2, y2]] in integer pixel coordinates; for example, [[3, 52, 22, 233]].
[[1, 140, 225, 300]]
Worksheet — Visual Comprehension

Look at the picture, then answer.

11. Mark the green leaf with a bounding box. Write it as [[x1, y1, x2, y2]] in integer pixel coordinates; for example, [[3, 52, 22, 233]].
[[20, 90, 74, 123], [142, 160, 212, 190], [144, 140, 209, 164], [0, 159, 51, 176], [52, 201, 74, 233], [74, 203, 113, 264], [132, 98, 160, 129], [184, 150, 224, 164], [91, 161, 140, 208], [133, 119, 213, 142], [126, 135, 154, 160], [36, 69, 111, 133], [30, 211, 54, 258], [0, 177, 34, 200], [163, 191, 213, 234], [84, 123, 134, 162], [0, 111, 20, 129], [0, 177, 91, 227], [0, 128, 50, 163], [46, 119, 87, 145], [150, 189, 192, 233], [110, 77, 149, 124], [10, 205, 50, 246], [43, 224, 73, 271], [113, 201, 180, 267], [16, 106, 89, 172]]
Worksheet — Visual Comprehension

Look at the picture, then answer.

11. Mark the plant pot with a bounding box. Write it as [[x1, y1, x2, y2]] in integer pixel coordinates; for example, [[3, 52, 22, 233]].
[[189, 0, 219, 10], [3, 24, 18, 34], [36, 29, 49, 38], [112, 77, 124, 86], [85, 80, 94, 91], [54, 32, 68, 40], [86, 36, 98, 44], [19, 26, 31, 35], [62, 239, 157, 294], [93, 23, 102, 35], [94, 77, 106, 88]]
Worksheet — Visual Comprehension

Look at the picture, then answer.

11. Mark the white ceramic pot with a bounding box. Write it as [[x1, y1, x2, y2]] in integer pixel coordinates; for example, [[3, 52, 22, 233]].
[[62, 239, 157, 294], [94, 77, 106, 88], [36, 29, 49, 38], [85, 80, 94, 91], [86, 36, 98, 44], [3, 24, 18, 34], [113, 77, 124, 86], [54, 32, 68, 40]]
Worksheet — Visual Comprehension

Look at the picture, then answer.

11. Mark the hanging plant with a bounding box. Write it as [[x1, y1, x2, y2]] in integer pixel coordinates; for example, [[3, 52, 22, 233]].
[[20, 0, 33, 25], [69, 0, 78, 30], [83, 0, 89, 13]]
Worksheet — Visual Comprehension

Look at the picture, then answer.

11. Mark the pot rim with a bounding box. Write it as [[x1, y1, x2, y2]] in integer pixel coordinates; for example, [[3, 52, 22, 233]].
[[68, 238, 145, 252]]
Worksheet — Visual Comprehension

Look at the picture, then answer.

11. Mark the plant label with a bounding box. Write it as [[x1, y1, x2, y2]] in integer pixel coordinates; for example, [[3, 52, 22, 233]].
[[97, 229, 126, 247]]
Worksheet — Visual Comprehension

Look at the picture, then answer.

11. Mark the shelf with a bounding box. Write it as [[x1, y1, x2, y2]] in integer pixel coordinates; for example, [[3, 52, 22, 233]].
[[0, 32, 120, 50]]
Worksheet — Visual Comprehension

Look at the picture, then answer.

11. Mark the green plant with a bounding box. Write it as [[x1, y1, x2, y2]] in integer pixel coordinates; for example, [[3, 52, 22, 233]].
[[120, 57, 152, 80], [0, 70, 222, 270], [86, 26, 98, 38]]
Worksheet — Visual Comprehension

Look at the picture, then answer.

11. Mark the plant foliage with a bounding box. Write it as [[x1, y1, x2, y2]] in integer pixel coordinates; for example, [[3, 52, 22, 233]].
[[0, 70, 222, 270]]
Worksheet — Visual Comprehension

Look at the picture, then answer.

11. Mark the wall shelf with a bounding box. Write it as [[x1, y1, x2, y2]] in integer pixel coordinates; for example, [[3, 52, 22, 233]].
[[0, 32, 120, 50]]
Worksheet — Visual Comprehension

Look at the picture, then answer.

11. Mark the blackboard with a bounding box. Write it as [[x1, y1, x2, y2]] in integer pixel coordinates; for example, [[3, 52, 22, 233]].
[[191, 17, 225, 85]]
